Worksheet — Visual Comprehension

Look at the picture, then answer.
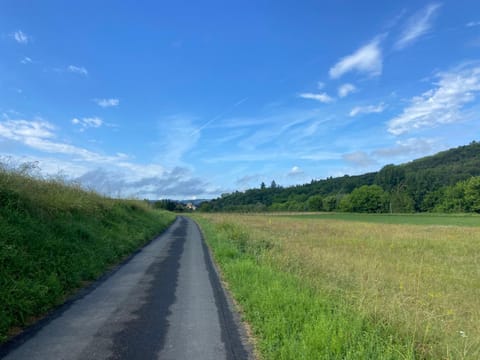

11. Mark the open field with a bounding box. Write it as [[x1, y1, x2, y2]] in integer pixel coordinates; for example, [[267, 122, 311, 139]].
[[0, 167, 176, 342], [195, 213, 480, 359], [275, 212, 480, 227]]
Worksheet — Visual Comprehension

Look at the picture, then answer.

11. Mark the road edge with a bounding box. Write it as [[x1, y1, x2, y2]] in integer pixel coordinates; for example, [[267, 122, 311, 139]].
[[191, 217, 257, 360]]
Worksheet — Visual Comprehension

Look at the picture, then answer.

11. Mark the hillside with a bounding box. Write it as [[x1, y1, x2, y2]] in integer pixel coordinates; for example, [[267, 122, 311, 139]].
[[201, 141, 480, 212], [0, 164, 175, 342]]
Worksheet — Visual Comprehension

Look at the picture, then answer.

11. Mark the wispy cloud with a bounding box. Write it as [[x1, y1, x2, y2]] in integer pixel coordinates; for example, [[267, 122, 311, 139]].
[[338, 83, 356, 98], [287, 165, 304, 177], [11, 30, 30, 44], [394, 3, 441, 50], [0, 117, 219, 199], [349, 103, 386, 117], [156, 116, 201, 166], [75, 167, 218, 199], [72, 117, 103, 131], [20, 57, 32, 64], [0, 119, 113, 162], [67, 65, 88, 76], [373, 138, 439, 158], [387, 64, 480, 135], [466, 21, 480, 27], [94, 98, 119, 108], [342, 151, 377, 167], [329, 38, 383, 79], [299, 92, 334, 103], [191, 97, 248, 135]]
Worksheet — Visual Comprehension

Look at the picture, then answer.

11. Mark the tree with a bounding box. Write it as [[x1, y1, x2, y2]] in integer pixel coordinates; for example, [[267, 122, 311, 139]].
[[349, 185, 389, 213], [375, 164, 406, 192], [323, 195, 338, 211], [260, 182, 266, 190], [307, 195, 323, 211], [464, 176, 480, 213], [270, 180, 277, 189]]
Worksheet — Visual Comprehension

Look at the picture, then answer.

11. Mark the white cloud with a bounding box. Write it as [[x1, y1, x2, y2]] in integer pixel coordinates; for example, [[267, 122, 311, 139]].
[[338, 83, 356, 98], [387, 64, 480, 135], [329, 38, 382, 79], [394, 3, 441, 50], [20, 57, 32, 64], [94, 98, 119, 108], [155, 116, 201, 166], [373, 138, 438, 158], [72, 117, 103, 131], [342, 151, 376, 167], [67, 65, 88, 76], [0, 119, 55, 140], [11, 30, 29, 44], [0, 117, 219, 199], [349, 103, 386, 117], [317, 81, 325, 90], [466, 21, 480, 27], [299, 92, 334, 103], [287, 165, 304, 177]]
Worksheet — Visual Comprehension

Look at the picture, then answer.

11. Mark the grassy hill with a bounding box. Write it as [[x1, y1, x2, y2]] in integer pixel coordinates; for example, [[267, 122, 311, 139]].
[[201, 141, 480, 212], [0, 164, 175, 342]]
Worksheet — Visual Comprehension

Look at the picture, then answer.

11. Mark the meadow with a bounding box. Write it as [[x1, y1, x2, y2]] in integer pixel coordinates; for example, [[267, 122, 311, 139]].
[[0, 164, 175, 342], [194, 212, 480, 359]]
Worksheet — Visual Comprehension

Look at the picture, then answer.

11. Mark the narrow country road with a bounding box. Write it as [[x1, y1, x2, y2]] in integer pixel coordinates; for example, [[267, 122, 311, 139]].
[[1, 217, 252, 360]]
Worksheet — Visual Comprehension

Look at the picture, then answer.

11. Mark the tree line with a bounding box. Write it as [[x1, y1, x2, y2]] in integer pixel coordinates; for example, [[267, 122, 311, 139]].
[[199, 141, 480, 213]]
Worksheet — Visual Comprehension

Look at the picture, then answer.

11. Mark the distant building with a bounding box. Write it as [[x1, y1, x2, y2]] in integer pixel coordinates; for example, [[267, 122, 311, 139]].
[[185, 202, 197, 211]]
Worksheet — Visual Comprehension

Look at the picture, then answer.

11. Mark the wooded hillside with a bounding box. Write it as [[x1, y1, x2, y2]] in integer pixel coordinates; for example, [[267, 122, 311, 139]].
[[200, 141, 480, 213]]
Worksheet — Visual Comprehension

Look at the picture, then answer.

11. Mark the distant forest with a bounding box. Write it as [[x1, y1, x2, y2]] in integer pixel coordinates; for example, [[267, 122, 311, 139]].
[[199, 141, 480, 213]]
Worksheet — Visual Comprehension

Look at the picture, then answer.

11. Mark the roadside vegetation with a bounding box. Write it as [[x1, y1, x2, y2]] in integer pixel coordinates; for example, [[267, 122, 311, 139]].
[[0, 162, 175, 342], [195, 213, 480, 359]]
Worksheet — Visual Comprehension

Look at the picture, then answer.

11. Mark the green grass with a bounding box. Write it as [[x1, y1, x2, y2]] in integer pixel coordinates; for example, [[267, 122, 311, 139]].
[[0, 166, 175, 342], [279, 212, 480, 226], [194, 215, 416, 359], [196, 213, 480, 359]]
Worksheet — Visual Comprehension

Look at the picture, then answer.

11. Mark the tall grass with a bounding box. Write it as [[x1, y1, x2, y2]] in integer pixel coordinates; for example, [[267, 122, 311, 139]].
[[195, 213, 480, 359], [0, 163, 175, 342]]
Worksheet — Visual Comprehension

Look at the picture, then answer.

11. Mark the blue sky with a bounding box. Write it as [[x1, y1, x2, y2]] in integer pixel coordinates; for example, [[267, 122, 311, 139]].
[[1, 1, 480, 199]]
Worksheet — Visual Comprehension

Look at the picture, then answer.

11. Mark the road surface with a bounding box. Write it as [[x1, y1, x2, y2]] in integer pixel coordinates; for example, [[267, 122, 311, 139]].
[[1, 217, 252, 360]]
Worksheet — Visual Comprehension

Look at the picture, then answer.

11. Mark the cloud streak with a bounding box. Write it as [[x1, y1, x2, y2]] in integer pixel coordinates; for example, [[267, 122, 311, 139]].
[[67, 65, 88, 76], [94, 98, 119, 108], [72, 117, 103, 131], [388, 64, 480, 135], [11, 30, 29, 44], [329, 38, 383, 79], [349, 103, 386, 117], [338, 83, 356, 98], [299, 92, 334, 103], [394, 3, 441, 50]]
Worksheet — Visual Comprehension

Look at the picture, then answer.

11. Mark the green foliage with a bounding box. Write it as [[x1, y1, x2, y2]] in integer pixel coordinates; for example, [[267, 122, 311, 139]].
[[464, 176, 480, 213], [433, 176, 480, 213], [348, 185, 389, 213], [153, 199, 178, 211], [0, 165, 175, 342], [306, 195, 323, 211], [323, 195, 339, 211], [375, 164, 406, 192], [200, 141, 480, 214]]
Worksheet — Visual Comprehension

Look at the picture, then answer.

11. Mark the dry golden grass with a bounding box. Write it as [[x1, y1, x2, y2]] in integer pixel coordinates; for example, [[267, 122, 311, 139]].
[[198, 213, 480, 359]]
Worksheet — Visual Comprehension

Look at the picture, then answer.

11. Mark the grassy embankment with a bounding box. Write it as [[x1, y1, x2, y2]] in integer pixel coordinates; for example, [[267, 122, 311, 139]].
[[0, 166, 175, 343], [194, 213, 480, 359]]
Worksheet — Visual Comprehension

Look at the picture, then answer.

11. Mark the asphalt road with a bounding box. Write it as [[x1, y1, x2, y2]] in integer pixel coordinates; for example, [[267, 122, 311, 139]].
[[1, 217, 252, 360]]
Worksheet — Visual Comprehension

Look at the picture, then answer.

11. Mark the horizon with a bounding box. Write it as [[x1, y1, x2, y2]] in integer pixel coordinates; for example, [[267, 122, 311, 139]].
[[1, 1, 480, 200]]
